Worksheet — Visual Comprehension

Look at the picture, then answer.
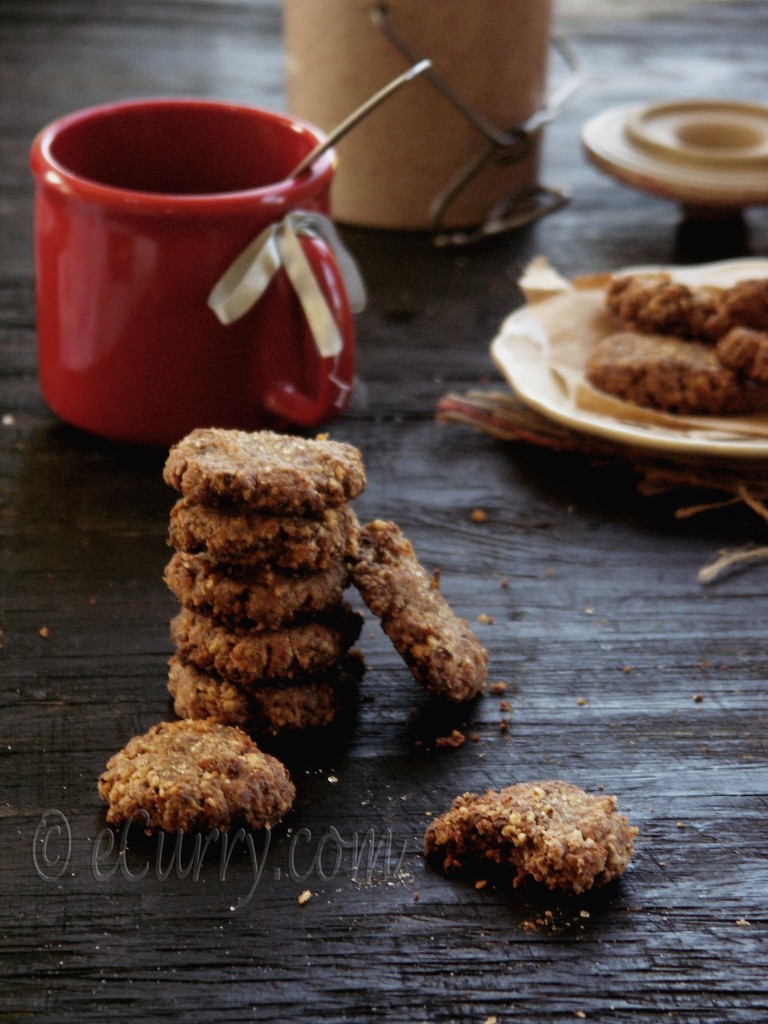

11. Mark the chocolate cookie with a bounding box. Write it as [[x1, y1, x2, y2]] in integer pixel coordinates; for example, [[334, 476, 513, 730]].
[[425, 780, 637, 894], [168, 498, 360, 570], [585, 331, 746, 415], [349, 519, 487, 702], [168, 652, 365, 735], [164, 551, 349, 628], [170, 605, 363, 685], [98, 719, 295, 834], [163, 428, 366, 515]]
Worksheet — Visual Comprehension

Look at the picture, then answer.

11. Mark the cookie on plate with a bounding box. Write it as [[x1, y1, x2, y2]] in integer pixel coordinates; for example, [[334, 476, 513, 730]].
[[605, 272, 727, 341], [163, 428, 366, 516], [585, 331, 747, 415], [168, 498, 360, 569], [168, 652, 365, 735], [170, 605, 363, 685], [717, 277, 768, 332], [424, 780, 637, 894], [98, 719, 295, 834], [349, 519, 487, 702], [164, 551, 349, 629], [716, 326, 768, 384]]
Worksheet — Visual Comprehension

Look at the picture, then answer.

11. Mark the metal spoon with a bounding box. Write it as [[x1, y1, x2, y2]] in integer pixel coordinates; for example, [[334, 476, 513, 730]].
[[288, 58, 432, 179]]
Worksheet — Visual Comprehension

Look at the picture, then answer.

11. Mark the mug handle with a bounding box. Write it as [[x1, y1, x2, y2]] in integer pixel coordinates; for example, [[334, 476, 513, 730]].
[[264, 232, 355, 427]]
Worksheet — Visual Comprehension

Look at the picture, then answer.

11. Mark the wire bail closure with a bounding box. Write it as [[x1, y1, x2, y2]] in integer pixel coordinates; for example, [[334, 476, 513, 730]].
[[370, 3, 582, 246]]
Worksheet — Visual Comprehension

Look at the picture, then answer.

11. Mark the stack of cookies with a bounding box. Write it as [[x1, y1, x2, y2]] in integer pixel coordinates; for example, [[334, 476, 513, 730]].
[[161, 428, 367, 739]]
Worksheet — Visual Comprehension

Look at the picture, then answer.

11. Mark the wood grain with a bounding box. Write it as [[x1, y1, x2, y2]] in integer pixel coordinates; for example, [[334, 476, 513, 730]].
[[1, 2, 767, 1022]]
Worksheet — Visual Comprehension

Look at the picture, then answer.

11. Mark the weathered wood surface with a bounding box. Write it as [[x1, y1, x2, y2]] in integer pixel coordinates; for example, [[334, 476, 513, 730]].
[[1, 2, 767, 1022]]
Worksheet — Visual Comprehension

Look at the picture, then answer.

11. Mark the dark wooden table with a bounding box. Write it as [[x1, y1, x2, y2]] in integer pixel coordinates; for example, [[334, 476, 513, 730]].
[[2, 2, 767, 1021]]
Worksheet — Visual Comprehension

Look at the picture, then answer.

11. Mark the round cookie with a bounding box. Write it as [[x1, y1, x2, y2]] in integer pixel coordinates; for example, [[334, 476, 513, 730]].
[[605, 272, 728, 341], [585, 331, 747, 415], [350, 519, 487, 702], [163, 428, 366, 515], [718, 278, 768, 332], [716, 326, 768, 384], [170, 605, 363, 685], [424, 780, 637, 894], [168, 499, 360, 570], [164, 551, 350, 628], [168, 652, 365, 735], [97, 719, 295, 834]]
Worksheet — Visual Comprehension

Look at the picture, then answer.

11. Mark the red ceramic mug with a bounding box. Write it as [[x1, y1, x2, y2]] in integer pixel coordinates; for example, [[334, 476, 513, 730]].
[[29, 98, 357, 445]]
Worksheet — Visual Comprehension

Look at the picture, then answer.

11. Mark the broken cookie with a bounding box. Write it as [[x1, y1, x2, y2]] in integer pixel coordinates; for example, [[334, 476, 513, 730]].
[[425, 779, 637, 894]]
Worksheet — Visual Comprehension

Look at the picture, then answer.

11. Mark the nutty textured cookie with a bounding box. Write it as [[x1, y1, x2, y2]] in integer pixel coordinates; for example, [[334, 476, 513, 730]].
[[718, 278, 768, 332], [168, 498, 359, 569], [98, 719, 295, 834], [168, 652, 365, 735], [170, 605, 363, 685], [163, 428, 366, 515], [716, 326, 768, 384], [585, 331, 746, 415], [605, 273, 727, 341], [350, 519, 487, 702], [424, 780, 637, 894], [164, 551, 349, 628]]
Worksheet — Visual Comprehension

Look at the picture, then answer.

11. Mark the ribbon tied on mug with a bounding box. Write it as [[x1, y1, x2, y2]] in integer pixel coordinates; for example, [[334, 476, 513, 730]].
[[207, 210, 366, 357]]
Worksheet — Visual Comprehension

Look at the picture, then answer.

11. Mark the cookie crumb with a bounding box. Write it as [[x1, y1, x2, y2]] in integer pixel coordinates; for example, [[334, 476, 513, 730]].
[[476, 613, 494, 625], [38, 626, 49, 638], [470, 508, 488, 523], [576, 696, 588, 706], [736, 918, 751, 927], [692, 693, 704, 703], [435, 729, 466, 749], [489, 681, 507, 695], [298, 889, 312, 906]]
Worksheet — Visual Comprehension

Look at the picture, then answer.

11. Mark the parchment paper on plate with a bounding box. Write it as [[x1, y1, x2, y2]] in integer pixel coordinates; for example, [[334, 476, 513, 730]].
[[490, 256, 768, 457]]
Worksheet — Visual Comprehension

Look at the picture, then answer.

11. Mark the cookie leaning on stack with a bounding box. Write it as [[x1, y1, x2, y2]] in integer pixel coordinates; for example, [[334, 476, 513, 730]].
[[163, 428, 367, 737]]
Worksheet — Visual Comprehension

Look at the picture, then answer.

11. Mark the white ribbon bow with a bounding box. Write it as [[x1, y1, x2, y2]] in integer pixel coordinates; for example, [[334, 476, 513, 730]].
[[207, 210, 366, 358]]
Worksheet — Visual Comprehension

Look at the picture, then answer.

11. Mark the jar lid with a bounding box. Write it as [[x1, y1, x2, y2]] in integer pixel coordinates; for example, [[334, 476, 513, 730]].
[[582, 99, 768, 211]]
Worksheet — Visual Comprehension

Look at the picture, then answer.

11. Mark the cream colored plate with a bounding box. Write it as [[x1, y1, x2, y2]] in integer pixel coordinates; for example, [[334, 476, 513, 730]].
[[582, 99, 768, 210], [491, 257, 768, 459]]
